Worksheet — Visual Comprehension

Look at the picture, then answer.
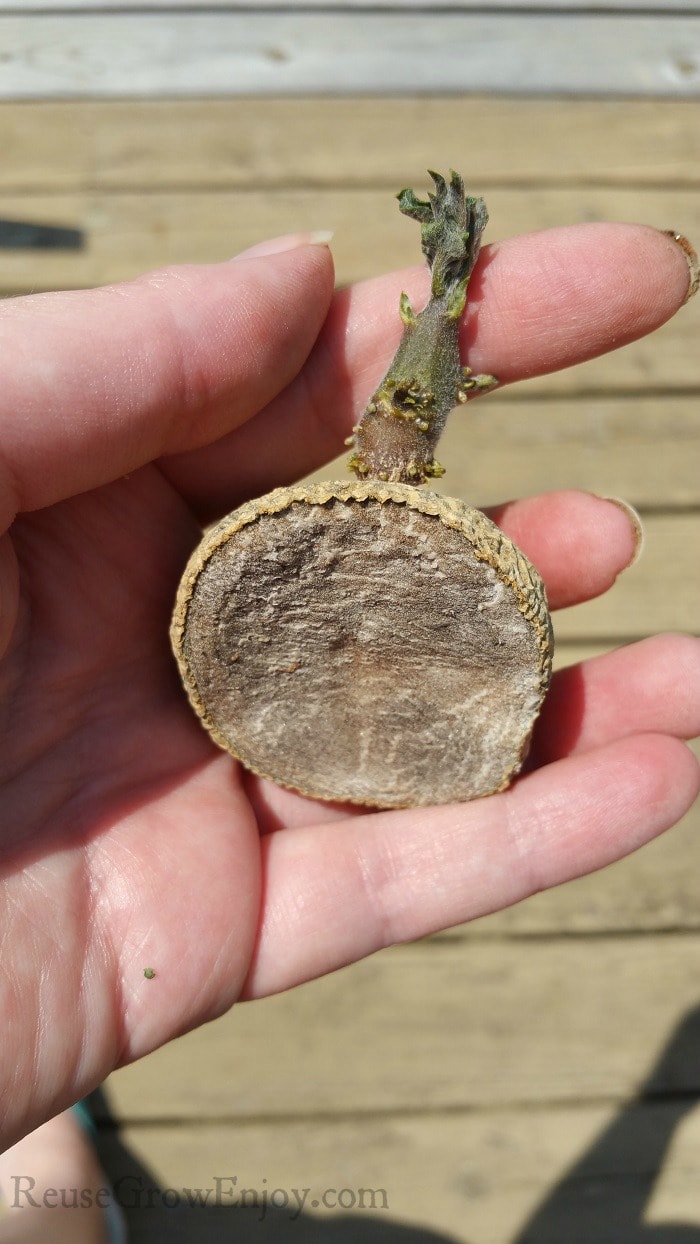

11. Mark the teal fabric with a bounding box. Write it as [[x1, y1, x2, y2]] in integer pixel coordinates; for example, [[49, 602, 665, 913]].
[[70, 1100, 128, 1244], [70, 1097, 98, 1140]]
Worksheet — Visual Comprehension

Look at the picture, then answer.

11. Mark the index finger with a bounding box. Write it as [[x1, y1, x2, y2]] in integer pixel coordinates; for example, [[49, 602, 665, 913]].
[[0, 240, 335, 533]]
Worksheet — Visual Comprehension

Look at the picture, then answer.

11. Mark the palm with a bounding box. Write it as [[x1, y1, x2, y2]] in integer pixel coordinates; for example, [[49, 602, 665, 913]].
[[2, 468, 268, 1107], [1, 227, 698, 1153], [4, 468, 208, 834]]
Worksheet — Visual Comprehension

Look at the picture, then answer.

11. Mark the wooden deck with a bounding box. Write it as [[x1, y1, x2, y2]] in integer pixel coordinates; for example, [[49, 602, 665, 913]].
[[2, 90, 699, 1242]]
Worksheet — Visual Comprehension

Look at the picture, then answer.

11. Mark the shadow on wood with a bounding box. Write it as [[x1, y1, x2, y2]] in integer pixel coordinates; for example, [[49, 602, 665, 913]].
[[92, 1003, 700, 1241], [91, 1086, 461, 1244], [515, 1003, 700, 1243]]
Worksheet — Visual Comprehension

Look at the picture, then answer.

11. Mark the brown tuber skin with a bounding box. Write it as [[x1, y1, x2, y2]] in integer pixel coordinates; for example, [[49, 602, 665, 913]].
[[171, 172, 554, 808]]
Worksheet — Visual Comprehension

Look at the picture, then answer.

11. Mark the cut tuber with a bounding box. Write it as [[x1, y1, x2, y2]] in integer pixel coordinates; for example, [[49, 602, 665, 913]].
[[171, 171, 554, 808]]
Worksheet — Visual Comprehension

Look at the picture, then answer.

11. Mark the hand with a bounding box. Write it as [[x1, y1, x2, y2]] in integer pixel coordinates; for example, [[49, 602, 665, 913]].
[[1, 226, 698, 1151]]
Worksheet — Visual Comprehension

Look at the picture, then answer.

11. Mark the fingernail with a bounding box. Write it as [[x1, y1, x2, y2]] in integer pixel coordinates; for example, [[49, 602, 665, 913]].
[[660, 230, 699, 305], [602, 496, 645, 568], [231, 231, 334, 262]]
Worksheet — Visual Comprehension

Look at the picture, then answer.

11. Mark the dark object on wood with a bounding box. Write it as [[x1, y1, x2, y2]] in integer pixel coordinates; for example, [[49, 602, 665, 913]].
[[172, 172, 553, 807], [0, 218, 84, 250]]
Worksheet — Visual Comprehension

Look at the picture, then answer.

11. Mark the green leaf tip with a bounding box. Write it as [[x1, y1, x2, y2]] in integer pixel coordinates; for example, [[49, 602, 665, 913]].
[[398, 169, 488, 301]]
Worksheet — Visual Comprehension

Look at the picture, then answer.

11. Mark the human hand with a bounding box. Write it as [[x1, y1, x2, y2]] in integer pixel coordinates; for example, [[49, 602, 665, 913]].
[[1, 225, 698, 1151]]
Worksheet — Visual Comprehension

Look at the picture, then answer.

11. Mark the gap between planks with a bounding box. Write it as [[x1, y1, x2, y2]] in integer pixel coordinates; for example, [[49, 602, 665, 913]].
[[93, 1091, 700, 1130]]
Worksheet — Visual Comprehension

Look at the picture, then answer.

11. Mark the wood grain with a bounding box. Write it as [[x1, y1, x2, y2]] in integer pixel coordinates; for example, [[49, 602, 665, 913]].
[[1, 13, 700, 98], [436, 396, 700, 510], [2, 98, 700, 192]]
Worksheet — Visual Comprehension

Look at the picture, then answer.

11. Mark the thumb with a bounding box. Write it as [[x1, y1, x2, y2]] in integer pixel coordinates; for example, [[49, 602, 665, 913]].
[[0, 235, 334, 532]]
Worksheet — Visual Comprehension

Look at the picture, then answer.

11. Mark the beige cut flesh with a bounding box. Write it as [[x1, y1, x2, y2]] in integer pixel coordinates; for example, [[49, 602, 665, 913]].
[[171, 481, 553, 809]]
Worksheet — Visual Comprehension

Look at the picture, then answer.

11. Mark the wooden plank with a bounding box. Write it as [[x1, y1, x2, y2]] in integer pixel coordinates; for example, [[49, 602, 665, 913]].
[[100, 1103, 700, 1244], [0, 186, 698, 396], [439, 396, 699, 506], [1, 14, 700, 99], [104, 936, 700, 1120], [3, 97, 700, 192], [451, 396, 700, 511]]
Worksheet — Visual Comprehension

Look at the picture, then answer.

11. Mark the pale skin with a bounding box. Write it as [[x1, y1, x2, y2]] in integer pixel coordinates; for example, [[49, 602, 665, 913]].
[[1, 224, 699, 1159]]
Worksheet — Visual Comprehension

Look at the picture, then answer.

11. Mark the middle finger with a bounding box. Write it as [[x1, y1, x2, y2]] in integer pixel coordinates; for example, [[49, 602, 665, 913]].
[[161, 222, 690, 518]]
